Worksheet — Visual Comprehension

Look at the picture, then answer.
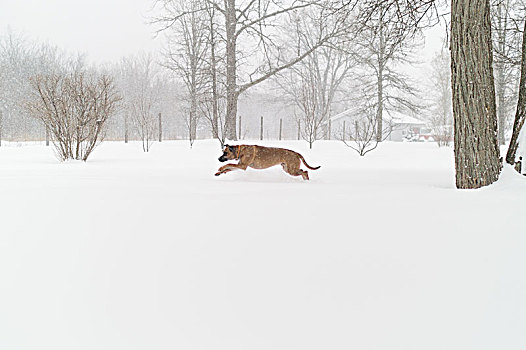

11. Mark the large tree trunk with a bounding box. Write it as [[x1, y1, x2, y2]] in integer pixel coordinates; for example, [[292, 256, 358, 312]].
[[225, 0, 238, 141], [450, 0, 501, 189], [505, 20, 526, 166]]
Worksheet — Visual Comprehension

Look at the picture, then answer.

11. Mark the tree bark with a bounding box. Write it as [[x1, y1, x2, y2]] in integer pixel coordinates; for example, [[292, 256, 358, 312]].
[[505, 20, 526, 166], [451, 0, 501, 189]]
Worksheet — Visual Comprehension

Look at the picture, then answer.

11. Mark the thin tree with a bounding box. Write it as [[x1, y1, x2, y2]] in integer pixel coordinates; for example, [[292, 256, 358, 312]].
[[296, 79, 323, 149], [336, 96, 394, 156], [506, 19, 526, 166], [341, 105, 393, 156], [491, 0, 524, 145], [352, 2, 423, 142], [428, 44, 453, 147], [204, 1, 222, 144], [121, 54, 162, 152], [162, 0, 209, 147], [278, 8, 355, 148], [0, 31, 56, 141]]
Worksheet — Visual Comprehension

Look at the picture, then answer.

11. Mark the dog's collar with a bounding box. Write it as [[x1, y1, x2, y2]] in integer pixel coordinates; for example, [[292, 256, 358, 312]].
[[236, 145, 241, 159]]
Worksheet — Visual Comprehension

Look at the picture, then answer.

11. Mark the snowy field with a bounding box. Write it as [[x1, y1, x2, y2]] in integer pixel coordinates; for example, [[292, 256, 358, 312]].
[[1, 140, 525, 350]]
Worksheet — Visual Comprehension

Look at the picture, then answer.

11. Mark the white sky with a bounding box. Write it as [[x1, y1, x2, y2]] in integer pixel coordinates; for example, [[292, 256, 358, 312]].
[[1, 0, 161, 63], [1, 0, 447, 74]]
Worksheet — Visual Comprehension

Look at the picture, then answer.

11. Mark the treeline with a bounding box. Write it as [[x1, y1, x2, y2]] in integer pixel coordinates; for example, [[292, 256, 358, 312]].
[[0, 34, 185, 144], [0, 0, 437, 150]]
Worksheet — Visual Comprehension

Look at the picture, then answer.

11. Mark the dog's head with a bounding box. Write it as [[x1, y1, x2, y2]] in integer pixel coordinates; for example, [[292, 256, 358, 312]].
[[218, 144, 237, 162]]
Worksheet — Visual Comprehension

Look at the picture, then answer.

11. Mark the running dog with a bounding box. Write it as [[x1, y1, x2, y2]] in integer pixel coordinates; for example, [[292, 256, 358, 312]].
[[215, 144, 320, 180]]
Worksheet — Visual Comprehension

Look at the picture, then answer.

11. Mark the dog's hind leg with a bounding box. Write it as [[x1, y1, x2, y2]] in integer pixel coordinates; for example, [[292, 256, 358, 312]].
[[282, 162, 309, 180], [298, 170, 309, 180]]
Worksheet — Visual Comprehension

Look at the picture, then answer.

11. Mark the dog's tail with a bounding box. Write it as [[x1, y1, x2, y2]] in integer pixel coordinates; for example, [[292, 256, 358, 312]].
[[299, 155, 321, 170]]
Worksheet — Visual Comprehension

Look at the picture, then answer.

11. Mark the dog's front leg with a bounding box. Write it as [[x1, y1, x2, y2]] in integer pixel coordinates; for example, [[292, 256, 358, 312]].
[[215, 163, 248, 176], [214, 164, 234, 176]]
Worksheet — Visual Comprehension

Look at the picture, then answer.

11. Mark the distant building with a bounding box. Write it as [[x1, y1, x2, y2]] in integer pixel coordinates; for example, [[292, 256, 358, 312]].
[[327, 108, 428, 142]]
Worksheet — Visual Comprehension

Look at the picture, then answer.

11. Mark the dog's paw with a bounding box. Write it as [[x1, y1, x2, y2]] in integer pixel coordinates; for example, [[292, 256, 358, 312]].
[[214, 172, 222, 176]]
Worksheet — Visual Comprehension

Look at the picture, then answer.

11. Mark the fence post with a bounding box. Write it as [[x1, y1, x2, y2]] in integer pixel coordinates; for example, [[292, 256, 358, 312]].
[[260, 116, 264, 141], [343, 120, 346, 141], [328, 119, 331, 140], [279, 118, 283, 140], [297, 120, 301, 140], [158, 112, 162, 142], [46, 127, 50, 146], [238, 115, 242, 140], [124, 115, 129, 143]]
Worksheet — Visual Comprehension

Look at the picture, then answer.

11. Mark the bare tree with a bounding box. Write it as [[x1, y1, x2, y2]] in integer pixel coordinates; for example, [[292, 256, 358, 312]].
[[428, 44, 453, 147], [120, 54, 162, 152], [203, 1, 224, 145], [28, 67, 120, 161], [352, 2, 423, 143], [154, 0, 348, 140], [162, 0, 210, 147], [451, 0, 501, 188], [350, 0, 504, 187], [506, 19, 526, 167], [0, 110, 3, 147], [338, 101, 393, 156], [339, 0, 443, 35], [201, 89, 229, 147], [353, 0, 502, 187], [296, 78, 324, 149], [491, 0, 525, 144], [0, 31, 60, 142], [278, 8, 355, 148]]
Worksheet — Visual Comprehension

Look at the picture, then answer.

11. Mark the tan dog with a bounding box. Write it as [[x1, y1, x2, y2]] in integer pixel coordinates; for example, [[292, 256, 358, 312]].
[[215, 144, 320, 180]]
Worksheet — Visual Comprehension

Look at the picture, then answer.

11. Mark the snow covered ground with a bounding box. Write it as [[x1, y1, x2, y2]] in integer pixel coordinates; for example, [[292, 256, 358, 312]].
[[1, 140, 525, 350]]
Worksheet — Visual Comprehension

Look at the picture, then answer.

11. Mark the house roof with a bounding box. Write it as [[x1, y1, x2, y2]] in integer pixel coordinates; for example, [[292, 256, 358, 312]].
[[329, 108, 426, 126]]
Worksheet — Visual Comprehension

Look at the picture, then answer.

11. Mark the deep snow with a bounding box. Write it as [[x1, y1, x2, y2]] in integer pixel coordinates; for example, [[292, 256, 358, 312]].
[[1, 140, 525, 350]]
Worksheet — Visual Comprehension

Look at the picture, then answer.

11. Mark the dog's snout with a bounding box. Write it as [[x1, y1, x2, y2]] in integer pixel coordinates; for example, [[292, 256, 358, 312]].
[[218, 155, 227, 162]]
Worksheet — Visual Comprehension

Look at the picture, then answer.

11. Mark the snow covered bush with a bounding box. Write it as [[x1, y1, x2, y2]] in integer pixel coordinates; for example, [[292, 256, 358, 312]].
[[340, 103, 393, 156], [27, 69, 120, 161]]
